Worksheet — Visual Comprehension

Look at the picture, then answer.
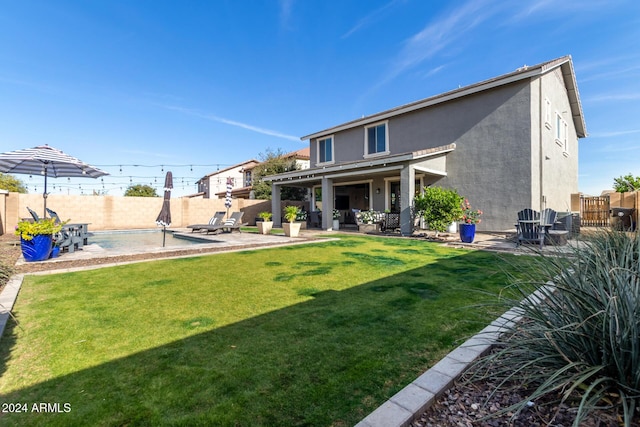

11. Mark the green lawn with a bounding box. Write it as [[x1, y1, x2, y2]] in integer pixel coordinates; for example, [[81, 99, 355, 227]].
[[0, 234, 521, 426]]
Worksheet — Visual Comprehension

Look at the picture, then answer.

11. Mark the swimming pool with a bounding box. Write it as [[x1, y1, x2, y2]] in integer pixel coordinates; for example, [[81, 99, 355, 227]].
[[89, 230, 210, 249]]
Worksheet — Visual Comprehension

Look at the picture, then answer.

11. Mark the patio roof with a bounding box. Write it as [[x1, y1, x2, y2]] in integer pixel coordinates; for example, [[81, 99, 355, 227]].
[[268, 143, 456, 185]]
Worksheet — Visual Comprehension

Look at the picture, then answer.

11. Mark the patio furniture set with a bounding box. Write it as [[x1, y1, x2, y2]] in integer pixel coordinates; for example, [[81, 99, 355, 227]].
[[515, 208, 570, 248], [27, 207, 90, 253]]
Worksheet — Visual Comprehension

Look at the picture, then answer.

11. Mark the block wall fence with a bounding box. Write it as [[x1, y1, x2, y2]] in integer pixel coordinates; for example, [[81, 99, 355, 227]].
[[0, 192, 306, 235]]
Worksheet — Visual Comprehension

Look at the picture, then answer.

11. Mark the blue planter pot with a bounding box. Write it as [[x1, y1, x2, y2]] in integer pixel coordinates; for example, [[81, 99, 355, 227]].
[[459, 223, 476, 243], [21, 235, 53, 262], [50, 246, 60, 258]]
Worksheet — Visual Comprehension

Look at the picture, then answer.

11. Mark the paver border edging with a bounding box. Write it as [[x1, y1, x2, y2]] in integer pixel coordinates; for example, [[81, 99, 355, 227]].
[[0, 274, 24, 340]]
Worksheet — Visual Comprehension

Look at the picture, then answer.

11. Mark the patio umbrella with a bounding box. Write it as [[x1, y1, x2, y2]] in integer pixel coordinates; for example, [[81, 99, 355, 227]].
[[155, 171, 173, 247], [224, 176, 233, 218], [0, 144, 109, 216]]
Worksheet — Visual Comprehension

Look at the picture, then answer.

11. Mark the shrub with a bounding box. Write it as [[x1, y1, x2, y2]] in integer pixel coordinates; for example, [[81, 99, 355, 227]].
[[15, 218, 63, 240], [469, 230, 640, 425], [283, 206, 299, 223], [258, 211, 272, 221], [413, 186, 463, 232]]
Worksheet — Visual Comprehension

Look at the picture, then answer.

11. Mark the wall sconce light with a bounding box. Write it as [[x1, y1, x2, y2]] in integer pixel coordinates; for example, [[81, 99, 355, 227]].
[[376, 188, 381, 194]]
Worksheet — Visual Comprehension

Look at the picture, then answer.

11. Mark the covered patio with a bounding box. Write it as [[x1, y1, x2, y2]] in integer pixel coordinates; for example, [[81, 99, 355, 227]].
[[269, 144, 456, 235]]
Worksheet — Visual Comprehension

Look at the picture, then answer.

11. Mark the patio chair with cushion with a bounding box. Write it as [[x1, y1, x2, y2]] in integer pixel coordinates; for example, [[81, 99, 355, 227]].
[[201, 211, 247, 234], [516, 208, 544, 248], [187, 211, 226, 232]]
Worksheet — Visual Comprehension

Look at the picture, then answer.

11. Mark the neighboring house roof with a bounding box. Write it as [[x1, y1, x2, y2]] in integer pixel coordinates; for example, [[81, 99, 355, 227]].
[[285, 147, 310, 160], [301, 55, 586, 141], [214, 185, 253, 198], [196, 159, 259, 184]]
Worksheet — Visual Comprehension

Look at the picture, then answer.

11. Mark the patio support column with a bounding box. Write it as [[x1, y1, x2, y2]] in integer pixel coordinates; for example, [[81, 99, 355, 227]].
[[272, 183, 282, 227], [400, 164, 416, 236], [321, 177, 334, 230]]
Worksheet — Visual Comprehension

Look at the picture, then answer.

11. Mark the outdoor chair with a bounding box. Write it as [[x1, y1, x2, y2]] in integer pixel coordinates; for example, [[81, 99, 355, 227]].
[[515, 208, 544, 248], [187, 211, 226, 232], [201, 212, 247, 234], [308, 211, 321, 228], [27, 207, 40, 222], [46, 208, 63, 224]]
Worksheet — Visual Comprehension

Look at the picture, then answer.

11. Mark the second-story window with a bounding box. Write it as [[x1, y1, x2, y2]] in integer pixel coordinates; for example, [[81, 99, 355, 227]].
[[244, 170, 252, 187], [318, 136, 334, 164], [365, 121, 388, 156]]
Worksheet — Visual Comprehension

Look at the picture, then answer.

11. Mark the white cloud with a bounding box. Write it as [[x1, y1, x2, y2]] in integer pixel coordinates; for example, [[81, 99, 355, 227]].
[[375, 0, 497, 88], [161, 105, 300, 142], [342, 0, 404, 39], [279, 0, 295, 29]]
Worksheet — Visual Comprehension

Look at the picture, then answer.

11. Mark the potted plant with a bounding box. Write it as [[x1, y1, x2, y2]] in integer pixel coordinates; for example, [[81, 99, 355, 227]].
[[283, 205, 301, 237], [332, 209, 340, 230], [459, 199, 482, 243], [413, 186, 463, 237], [257, 211, 273, 235], [15, 218, 63, 262]]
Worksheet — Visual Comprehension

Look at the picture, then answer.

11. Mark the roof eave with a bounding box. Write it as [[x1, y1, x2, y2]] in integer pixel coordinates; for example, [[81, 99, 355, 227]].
[[268, 144, 455, 182]]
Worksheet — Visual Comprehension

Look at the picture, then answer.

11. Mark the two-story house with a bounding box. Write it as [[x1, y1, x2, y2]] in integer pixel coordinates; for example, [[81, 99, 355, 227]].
[[195, 147, 311, 199], [268, 56, 587, 234], [195, 159, 259, 199]]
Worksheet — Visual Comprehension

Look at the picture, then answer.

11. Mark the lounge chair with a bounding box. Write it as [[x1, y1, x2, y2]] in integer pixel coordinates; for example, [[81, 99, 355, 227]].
[[201, 211, 247, 234], [516, 208, 544, 248], [187, 211, 226, 232]]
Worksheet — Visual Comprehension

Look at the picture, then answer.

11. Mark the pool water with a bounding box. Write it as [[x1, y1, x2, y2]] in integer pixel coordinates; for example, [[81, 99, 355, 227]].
[[89, 230, 208, 249]]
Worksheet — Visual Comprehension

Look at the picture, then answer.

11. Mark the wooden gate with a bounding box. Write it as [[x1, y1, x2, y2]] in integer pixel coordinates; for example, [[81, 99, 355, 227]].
[[580, 195, 610, 227]]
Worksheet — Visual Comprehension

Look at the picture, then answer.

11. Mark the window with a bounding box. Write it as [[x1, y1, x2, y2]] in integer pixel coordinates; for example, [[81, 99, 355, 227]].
[[244, 170, 252, 187], [544, 98, 551, 129], [318, 136, 334, 164], [365, 122, 388, 157], [555, 113, 569, 155]]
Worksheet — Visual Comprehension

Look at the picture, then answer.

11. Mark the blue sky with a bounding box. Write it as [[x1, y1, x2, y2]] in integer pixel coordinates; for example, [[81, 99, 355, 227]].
[[1, 0, 639, 197]]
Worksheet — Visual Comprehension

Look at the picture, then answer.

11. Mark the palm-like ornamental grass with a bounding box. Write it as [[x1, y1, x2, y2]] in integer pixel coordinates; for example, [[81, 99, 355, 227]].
[[470, 230, 640, 426]]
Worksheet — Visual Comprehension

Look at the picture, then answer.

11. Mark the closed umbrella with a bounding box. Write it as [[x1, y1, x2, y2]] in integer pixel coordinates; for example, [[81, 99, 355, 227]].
[[0, 144, 109, 216], [155, 171, 173, 247], [225, 177, 233, 218]]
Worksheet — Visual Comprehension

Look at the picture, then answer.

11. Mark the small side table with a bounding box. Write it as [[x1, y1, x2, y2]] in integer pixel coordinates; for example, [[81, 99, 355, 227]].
[[547, 230, 569, 246]]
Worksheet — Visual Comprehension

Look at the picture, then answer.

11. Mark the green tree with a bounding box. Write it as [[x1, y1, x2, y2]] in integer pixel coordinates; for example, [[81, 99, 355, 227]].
[[613, 173, 640, 193], [413, 186, 463, 233], [124, 184, 158, 197], [252, 148, 307, 201], [0, 173, 28, 193]]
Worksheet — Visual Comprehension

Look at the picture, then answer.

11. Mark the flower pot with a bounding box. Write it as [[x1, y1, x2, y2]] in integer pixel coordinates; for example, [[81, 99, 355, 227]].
[[459, 223, 476, 243], [21, 234, 53, 262], [332, 219, 340, 230], [257, 221, 273, 235], [447, 222, 457, 233], [50, 246, 60, 258], [283, 222, 301, 237]]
